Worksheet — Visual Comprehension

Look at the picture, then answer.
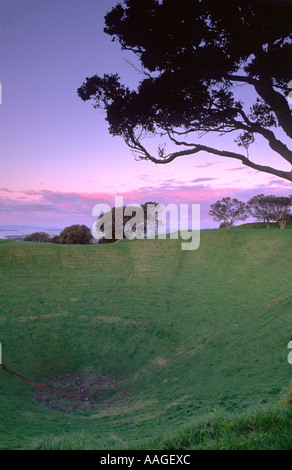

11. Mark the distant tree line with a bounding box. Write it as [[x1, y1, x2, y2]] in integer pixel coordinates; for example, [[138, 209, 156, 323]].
[[23, 202, 160, 245], [24, 224, 94, 244], [23, 195, 292, 244], [210, 194, 292, 230]]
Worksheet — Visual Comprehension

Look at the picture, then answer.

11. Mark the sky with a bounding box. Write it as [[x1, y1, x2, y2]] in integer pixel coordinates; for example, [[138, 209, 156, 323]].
[[0, 0, 291, 230]]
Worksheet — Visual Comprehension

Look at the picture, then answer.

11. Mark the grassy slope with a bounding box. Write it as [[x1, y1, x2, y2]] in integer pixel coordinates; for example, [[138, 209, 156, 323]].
[[0, 229, 291, 450]]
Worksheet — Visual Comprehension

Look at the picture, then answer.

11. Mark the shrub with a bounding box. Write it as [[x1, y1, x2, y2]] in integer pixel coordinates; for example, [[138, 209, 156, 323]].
[[50, 235, 61, 244], [24, 232, 51, 242], [58, 224, 93, 245]]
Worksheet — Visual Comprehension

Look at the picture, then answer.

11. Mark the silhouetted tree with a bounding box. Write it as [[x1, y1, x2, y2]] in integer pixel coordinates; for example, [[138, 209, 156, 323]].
[[78, 0, 292, 183], [209, 197, 248, 230]]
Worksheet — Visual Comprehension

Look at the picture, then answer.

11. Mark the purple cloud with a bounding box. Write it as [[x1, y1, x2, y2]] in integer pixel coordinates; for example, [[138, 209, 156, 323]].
[[193, 162, 220, 168], [0, 181, 291, 229], [0, 188, 15, 193], [192, 177, 217, 183], [228, 166, 247, 171]]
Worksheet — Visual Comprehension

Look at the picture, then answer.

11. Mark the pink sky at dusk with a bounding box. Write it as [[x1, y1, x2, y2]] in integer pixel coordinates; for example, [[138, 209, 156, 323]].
[[0, 0, 291, 231]]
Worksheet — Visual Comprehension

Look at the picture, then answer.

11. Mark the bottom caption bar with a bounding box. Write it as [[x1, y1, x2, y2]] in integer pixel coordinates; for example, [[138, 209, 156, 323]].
[[98, 452, 192, 466]]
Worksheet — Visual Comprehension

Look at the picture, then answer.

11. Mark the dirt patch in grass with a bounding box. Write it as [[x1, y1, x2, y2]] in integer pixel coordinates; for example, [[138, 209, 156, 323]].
[[34, 369, 132, 414], [93, 315, 143, 327], [152, 357, 167, 366], [18, 313, 68, 323]]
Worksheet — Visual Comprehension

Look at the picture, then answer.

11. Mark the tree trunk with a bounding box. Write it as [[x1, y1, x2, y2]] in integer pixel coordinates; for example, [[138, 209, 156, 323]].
[[278, 219, 287, 229], [265, 222, 271, 229]]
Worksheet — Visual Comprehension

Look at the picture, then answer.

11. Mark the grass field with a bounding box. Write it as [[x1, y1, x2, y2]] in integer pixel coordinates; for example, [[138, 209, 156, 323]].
[[0, 228, 291, 450]]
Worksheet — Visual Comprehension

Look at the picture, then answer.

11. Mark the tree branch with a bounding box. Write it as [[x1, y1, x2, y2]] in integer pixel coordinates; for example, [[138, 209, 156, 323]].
[[225, 74, 258, 86], [226, 74, 292, 140], [253, 79, 292, 140], [127, 130, 292, 182], [229, 111, 292, 164]]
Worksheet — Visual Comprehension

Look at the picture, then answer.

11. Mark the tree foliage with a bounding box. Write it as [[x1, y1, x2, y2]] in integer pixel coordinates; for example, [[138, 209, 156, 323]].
[[95, 201, 159, 243], [246, 194, 274, 228], [247, 194, 292, 228], [267, 196, 291, 229], [78, 0, 292, 182], [24, 232, 51, 242], [50, 235, 61, 244], [209, 197, 248, 229], [58, 225, 94, 244]]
